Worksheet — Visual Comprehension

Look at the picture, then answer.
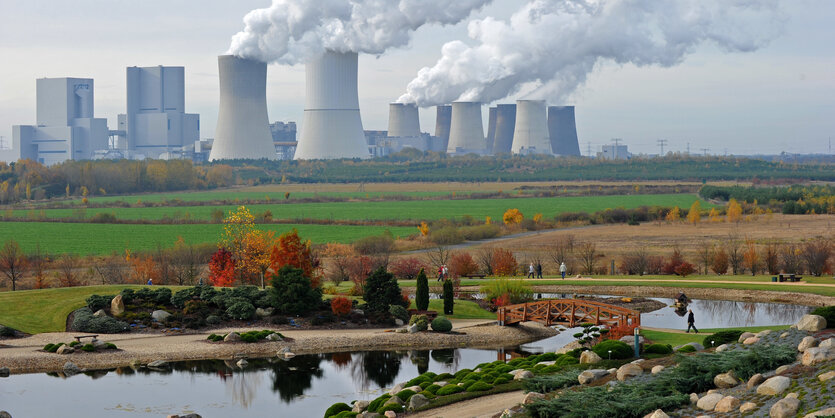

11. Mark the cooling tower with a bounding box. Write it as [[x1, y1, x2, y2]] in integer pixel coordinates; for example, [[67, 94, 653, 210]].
[[434, 105, 452, 150], [388, 103, 420, 137], [485, 107, 497, 154], [295, 51, 369, 160], [447, 101, 485, 155], [210, 55, 277, 161], [511, 100, 551, 155], [548, 106, 581, 156], [492, 104, 517, 154]]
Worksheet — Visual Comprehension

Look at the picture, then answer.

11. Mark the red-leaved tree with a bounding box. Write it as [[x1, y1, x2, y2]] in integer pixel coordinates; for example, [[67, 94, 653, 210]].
[[491, 248, 518, 276], [270, 229, 321, 287], [389, 257, 426, 279], [448, 252, 479, 278], [331, 296, 353, 317], [209, 248, 235, 287]]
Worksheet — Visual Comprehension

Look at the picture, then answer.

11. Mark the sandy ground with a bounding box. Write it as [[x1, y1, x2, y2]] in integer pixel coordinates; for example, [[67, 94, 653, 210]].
[[409, 391, 525, 418], [0, 319, 556, 375]]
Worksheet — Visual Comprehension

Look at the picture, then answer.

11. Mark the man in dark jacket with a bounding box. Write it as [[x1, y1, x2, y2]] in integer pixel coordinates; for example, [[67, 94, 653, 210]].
[[686, 309, 699, 333]]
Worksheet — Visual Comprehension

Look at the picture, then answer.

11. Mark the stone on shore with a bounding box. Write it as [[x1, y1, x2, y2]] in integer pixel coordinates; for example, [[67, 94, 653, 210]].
[[578, 369, 609, 385], [747, 373, 765, 389], [757, 376, 791, 396], [616, 363, 643, 381], [738, 332, 755, 343], [223, 332, 240, 342], [266, 333, 282, 341], [0, 367, 9, 377], [714, 396, 740, 413], [63, 361, 81, 375], [798, 336, 818, 352], [756, 329, 772, 337], [739, 402, 758, 413], [523, 392, 546, 404], [714, 370, 739, 388], [801, 346, 834, 366], [775, 365, 791, 375], [556, 341, 582, 354], [387, 383, 405, 396], [696, 393, 724, 411], [579, 350, 602, 364], [57, 344, 75, 355], [151, 310, 172, 322], [795, 314, 827, 332], [770, 396, 800, 418], [148, 360, 170, 369], [384, 396, 404, 407], [236, 359, 248, 368], [352, 400, 370, 413], [643, 409, 669, 418], [408, 394, 430, 411], [804, 408, 835, 418], [111, 295, 125, 316]]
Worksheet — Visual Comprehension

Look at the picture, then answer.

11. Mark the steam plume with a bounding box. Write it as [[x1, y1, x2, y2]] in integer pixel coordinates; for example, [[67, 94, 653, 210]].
[[399, 0, 785, 106]]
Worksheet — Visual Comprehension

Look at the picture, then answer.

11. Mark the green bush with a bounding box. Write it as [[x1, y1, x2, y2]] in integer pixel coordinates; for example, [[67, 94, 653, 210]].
[[415, 268, 430, 311], [44, 343, 55, 352], [152, 287, 173, 305], [119, 288, 135, 303], [480, 278, 534, 305], [538, 353, 558, 362], [592, 340, 633, 360], [417, 390, 436, 400], [466, 381, 493, 392], [436, 384, 465, 396], [431, 316, 453, 332], [69, 341, 81, 347], [424, 384, 441, 394], [523, 370, 582, 393], [366, 395, 391, 413], [677, 345, 697, 353], [409, 314, 429, 331], [324, 402, 352, 418], [85, 294, 114, 312], [443, 279, 454, 315], [225, 299, 256, 320], [419, 382, 431, 390], [105, 343, 117, 349], [395, 389, 416, 402], [271, 266, 323, 315], [207, 334, 225, 342], [71, 307, 129, 334], [555, 355, 579, 366], [206, 315, 221, 325], [363, 267, 407, 313], [811, 306, 835, 328], [332, 412, 357, 418], [493, 376, 510, 385], [644, 344, 673, 355], [81, 344, 95, 352], [430, 226, 464, 245], [703, 330, 744, 348], [389, 305, 410, 323], [379, 404, 403, 414], [171, 287, 202, 308]]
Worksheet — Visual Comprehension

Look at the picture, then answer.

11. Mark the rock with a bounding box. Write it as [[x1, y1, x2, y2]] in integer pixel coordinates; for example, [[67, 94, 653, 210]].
[[579, 350, 602, 364], [93, 309, 107, 318], [775, 365, 791, 375], [707, 389, 720, 395], [255, 307, 274, 317], [696, 393, 724, 411], [500, 408, 518, 418], [92, 339, 108, 349], [714, 370, 739, 388], [743, 336, 760, 345], [408, 394, 430, 411], [266, 333, 283, 341], [616, 363, 643, 381], [756, 376, 791, 396], [394, 318, 404, 327], [715, 344, 729, 353], [352, 400, 370, 413], [236, 359, 248, 368], [111, 294, 125, 316], [0, 367, 9, 377], [384, 396, 404, 406], [643, 409, 669, 418], [651, 365, 665, 375], [523, 392, 546, 404], [747, 373, 765, 389], [0, 411, 11, 418], [607, 368, 617, 375], [786, 392, 798, 399], [148, 360, 169, 369], [739, 402, 758, 413], [756, 329, 773, 337], [770, 397, 800, 418], [689, 393, 699, 404], [151, 310, 172, 322], [630, 359, 645, 365], [738, 332, 755, 342], [780, 332, 789, 338], [63, 361, 81, 375], [801, 346, 835, 366], [714, 396, 740, 413], [283, 351, 295, 359], [820, 338, 834, 349], [434, 381, 447, 387], [620, 335, 645, 347], [387, 383, 405, 396], [384, 411, 397, 418], [223, 332, 241, 342], [804, 407, 835, 418], [404, 385, 421, 393], [408, 324, 419, 334], [513, 370, 534, 380], [795, 314, 827, 331], [359, 412, 381, 418], [578, 369, 609, 385], [555, 340, 582, 354], [57, 344, 75, 355], [818, 370, 835, 382], [798, 336, 818, 352], [673, 342, 704, 351]]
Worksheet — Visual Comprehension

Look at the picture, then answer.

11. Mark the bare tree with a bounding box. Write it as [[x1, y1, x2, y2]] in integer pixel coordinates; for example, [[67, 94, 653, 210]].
[[695, 241, 714, 275], [620, 246, 649, 275], [30, 243, 49, 289], [803, 238, 832, 277], [475, 247, 495, 276], [547, 235, 576, 274], [764, 242, 780, 275], [577, 242, 598, 275], [0, 239, 28, 291], [780, 243, 803, 274], [56, 254, 80, 287], [726, 234, 744, 275], [170, 244, 202, 285], [94, 253, 129, 285], [424, 245, 451, 271]]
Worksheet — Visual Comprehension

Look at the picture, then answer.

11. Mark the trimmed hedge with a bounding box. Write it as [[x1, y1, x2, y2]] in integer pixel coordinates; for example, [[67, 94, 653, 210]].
[[436, 384, 465, 396], [71, 307, 129, 334], [466, 381, 493, 392], [644, 344, 673, 355], [324, 402, 352, 418], [703, 330, 744, 348], [592, 340, 633, 360], [431, 316, 453, 332]]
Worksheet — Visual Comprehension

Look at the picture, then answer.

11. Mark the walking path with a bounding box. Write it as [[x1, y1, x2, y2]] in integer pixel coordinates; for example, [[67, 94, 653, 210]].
[[409, 390, 525, 418], [521, 277, 835, 287]]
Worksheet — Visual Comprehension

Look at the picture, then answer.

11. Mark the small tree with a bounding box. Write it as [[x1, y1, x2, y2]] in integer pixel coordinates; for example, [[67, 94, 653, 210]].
[[572, 323, 601, 347], [674, 262, 696, 277], [665, 206, 681, 222], [726, 236, 744, 275], [363, 267, 407, 313], [208, 248, 236, 287], [503, 208, 524, 226], [415, 268, 429, 311], [389, 257, 425, 279], [743, 240, 761, 275], [727, 198, 743, 223], [324, 243, 355, 285], [780, 243, 803, 273], [442, 279, 454, 315], [475, 247, 495, 276], [270, 229, 320, 287], [490, 248, 518, 276], [764, 243, 780, 275], [712, 247, 730, 275], [803, 238, 832, 277], [0, 239, 28, 291], [695, 241, 714, 275], [687, 201, 701, 225], [56, 254, 80, 287], [662, 247, 686, 275], [577, 242, 598, 275], [271, 265, 322, 315], [448, 251, 479, 278]]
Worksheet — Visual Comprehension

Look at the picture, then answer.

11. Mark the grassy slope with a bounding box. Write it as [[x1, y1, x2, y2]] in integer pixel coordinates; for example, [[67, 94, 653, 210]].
[[0, 223, 415, 255], [10, 194, 711, 222], [641, 325, 791, 347], [61, 190, 462, 205]]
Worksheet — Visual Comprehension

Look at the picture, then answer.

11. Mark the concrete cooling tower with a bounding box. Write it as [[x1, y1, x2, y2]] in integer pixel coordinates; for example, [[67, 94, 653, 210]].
[[295, 51, 369, 160], [388, 103, 420, 137], [210, 55, 277, 161], [511, 100, 551, 155], [447, 101, 485, 155], [548, 106, 581, 156], [434, 105, 452, 150], [485, 107, 497, 153], [492, 104, 517, 154]]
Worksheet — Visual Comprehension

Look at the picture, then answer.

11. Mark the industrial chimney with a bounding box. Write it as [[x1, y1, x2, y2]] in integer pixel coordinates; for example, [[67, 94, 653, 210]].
[[295, 51, 369, 160], [492, 104, 517, 154], [548, 106, 581, 156], [485, 107, 497, 154], [511, 100, 551, 155], [447, 101, 485, 155], [434, 105, 452, 150], [210, 55, 276, 161], [387, 103, 420, 137]]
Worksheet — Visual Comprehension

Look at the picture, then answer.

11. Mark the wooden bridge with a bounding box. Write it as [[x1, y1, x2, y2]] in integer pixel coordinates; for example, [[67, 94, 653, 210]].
[[497, 299, 641, 340]]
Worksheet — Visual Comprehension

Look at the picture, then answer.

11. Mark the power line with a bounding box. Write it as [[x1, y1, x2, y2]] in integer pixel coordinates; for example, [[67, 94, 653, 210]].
[[657, 139, 668, 156], [700, 148, 710, 157]]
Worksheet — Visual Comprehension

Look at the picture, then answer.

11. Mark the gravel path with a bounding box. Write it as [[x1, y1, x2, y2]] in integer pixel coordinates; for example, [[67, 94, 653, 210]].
[[408, 390, 525, 418]]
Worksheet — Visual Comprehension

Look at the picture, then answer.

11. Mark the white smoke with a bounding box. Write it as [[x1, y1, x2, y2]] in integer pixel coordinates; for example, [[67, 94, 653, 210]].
[[228, 0, 493, 65], [398, 0, 786, 106]]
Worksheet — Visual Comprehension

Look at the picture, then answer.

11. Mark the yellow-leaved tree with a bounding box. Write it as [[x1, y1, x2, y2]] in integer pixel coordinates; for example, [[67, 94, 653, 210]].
[[727, 198, 743, 223], [503, 208, 523, 225], [687, 201, 701, 225], [708, 207, 721, 222], [665, 206, 681, 222]]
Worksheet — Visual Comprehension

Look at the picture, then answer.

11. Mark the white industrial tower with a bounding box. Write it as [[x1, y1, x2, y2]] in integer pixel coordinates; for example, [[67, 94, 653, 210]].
[[294, 51, 370, 160], [387, 103, 420, 137], [548, 106, 581, 157], [511, 100, 551, 155], [447, 101, 486, 155], [210, 55, 277, 161]]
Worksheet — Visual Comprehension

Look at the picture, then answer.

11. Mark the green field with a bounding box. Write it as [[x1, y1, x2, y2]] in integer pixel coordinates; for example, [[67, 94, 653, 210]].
[[9, 193, 711, 222], [640, 325, 791, 347], [0, 222, 415, 255]]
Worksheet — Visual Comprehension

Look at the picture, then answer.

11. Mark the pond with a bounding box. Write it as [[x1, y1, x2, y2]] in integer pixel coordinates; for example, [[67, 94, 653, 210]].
[[0, 297, 812, 417]]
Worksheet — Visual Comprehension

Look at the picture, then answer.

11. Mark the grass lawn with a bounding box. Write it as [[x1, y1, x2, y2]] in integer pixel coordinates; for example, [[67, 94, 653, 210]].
[[408, 299, 497, 320], [640, 325, 791, 347]]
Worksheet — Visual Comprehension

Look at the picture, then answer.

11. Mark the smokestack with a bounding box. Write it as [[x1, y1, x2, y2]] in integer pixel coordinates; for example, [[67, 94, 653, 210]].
[[511, 100, 551, 155], [447, 101, 485, 155], [548, 106, 581, 156], [485, 107, 497, 154], [295, 51, 369, 160], [434, 105, 452, 150], [210, 55, 276, 161], [387, 103, 420, 137], [492, 104, 517, 154]]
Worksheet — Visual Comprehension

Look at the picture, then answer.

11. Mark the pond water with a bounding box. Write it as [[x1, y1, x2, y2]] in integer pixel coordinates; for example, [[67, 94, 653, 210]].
[[0, 296, 812, 417]]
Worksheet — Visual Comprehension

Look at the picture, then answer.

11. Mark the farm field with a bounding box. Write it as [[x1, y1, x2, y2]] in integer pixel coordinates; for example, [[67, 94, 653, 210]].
[[0, 222, 415, 255], [7, 193, 711, 222]]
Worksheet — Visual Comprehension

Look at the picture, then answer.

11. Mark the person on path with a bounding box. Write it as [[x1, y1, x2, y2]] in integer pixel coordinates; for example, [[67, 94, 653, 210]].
[[559, 262, 567, 279], [442, 265, 448, 280], [528, 263, 535, 278], [437, 265, 444, 282], [686, 309, 699, 333], [147, 278, 153, 286], [536, 263, 543, 279]]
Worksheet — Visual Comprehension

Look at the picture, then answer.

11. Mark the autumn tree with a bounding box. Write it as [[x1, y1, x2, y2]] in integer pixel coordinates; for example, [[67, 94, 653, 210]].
[[389, 257, 426, 279], [475, 247, 495, 276], [665, 206, 681, 222], [56, 254, 81, 287], [503, 208, 523, 226], [130, 256, 159, 285], [417, 222, 429, 237], [662, 247, 686, 275], [448, 252, 479, 278], [779, 243, 803, 274], [323, 243, 355, 285], [743, 240, 761, 275], [708, 207, 721, 222], [803, 238, 832, 276], [270, 229, 320, 287], [169, 238, 204, 286], [209, 248, 235, 287], [619, 247, 649, 275], [764, 243, 780, 275], [31, 243, 49, 289], [712, 247, 730, 275], [0, 239, 28, 291], [94, 252, 129, 285], [695, 241, 714, 275], [726, 235, 744, 274], [726, 198, 743, 223], [490, 248, 518, 276], [577, 242, 598, 275], [687, 201, 701, 225]]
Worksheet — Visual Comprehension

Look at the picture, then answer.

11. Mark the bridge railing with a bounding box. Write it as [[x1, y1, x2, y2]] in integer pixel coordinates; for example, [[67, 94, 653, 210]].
[[496, 299, 641, 331]]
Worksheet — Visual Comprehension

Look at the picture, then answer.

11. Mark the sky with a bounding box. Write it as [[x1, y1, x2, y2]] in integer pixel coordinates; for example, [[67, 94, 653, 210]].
[[0, 0, 833, 156]]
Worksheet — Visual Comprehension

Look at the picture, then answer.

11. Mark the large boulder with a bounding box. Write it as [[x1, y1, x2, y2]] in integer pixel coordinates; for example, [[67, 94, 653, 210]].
[[801, 346, 834, 366], [616, 363, 643, 382], [643, 409, 669, 418], [795, 314, 827, 332], [696, 393, 724, 411], [739, 402, 758, 413], [57, 344, 75, 355], [818, 371, 835, 382], [756, 329, 773, 337], [63, 361, 81, 376], [770, 397, 800, 418], [579, 350, 602, 364], [93, 309, 107, 318], [714, 396, 740, 413], [820, 338, 834, 349], [387, 383, 405, 396], [798, 336, 818, 352], [352, 400, 370, 413], [743, 337, 760, 345], [651, 365, 665, 375], [714, 370, 739, 388], [111, 294, 125, 316], [804, 408, 835, 418], [757, 376, 791, 396], [578, 369, 609, 385], [151, 310, 172, 322], [738, 332, 755, 343], [747, 373, 765, 389], [408, 394, 430, 411], [556, 341, 582, 354], [0, 411, 10, 418], [715, 344, 729, 353], [513, 370, 534, 380], [0, 367, 9, 377], [224, 332, 241, 342], [523, 392, 546, 405]]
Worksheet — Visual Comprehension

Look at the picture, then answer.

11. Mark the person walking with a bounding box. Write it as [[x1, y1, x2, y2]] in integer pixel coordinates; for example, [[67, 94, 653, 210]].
[[535, 262, 543, 279], [442, 265, 448, 280], [559, 262, 567, 279], [528, 263, 535, 278], [686, 309, 699, 333], [437, 265, 444, 282]]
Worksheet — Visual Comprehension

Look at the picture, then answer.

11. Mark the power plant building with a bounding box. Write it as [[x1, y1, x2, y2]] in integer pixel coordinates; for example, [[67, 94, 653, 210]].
[[116, 66, 199, 159], [511, 100, 551, 155], [3, 77, 108, 165], [492, 104, 517, 154], [548, 106, 581, 157], [447, 101, 486, 155], [434, 105, 452, 152]]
